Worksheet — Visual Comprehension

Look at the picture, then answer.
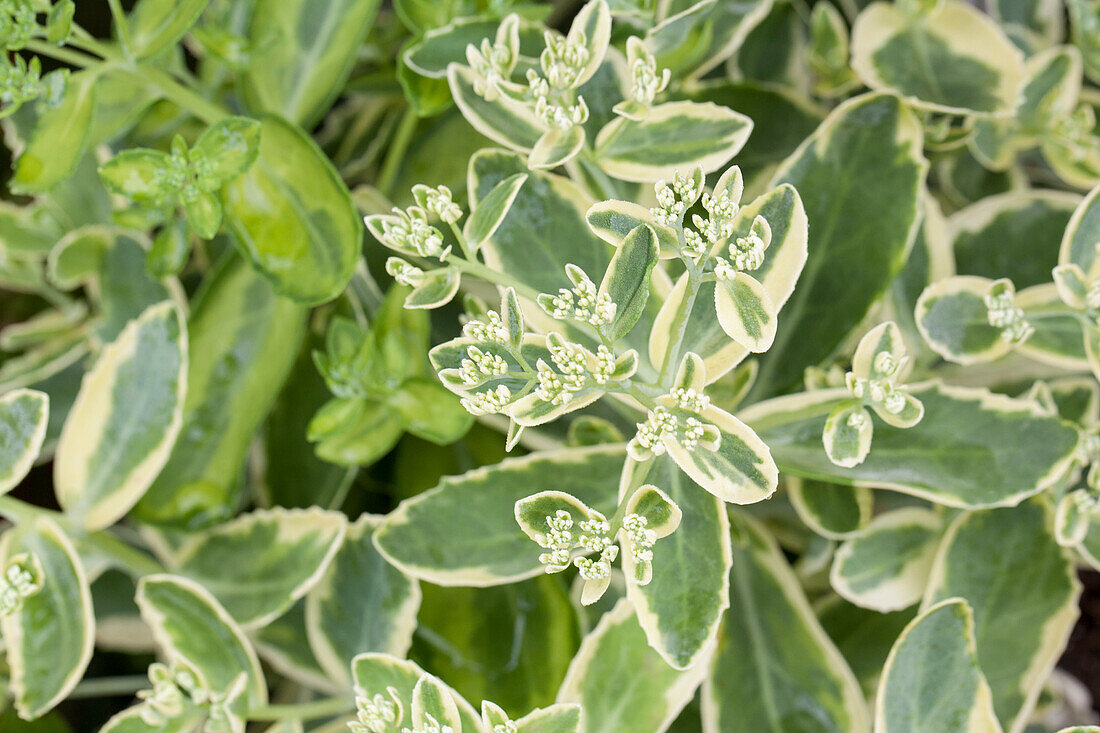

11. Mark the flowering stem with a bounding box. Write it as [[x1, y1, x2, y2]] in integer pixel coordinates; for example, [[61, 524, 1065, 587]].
[[248, 696, 355, 722], [377, 106, 419, 197], [449, 256, 542, 303]]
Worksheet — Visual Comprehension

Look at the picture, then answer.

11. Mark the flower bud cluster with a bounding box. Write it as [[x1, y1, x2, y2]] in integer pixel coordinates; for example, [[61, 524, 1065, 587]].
[[538, 264, 616, 327], [622, 513, 657, 566], [574, 516, 618, 581], [462, 308, 510, 344], [0, 55, 65, 118], [0, 553, 41, 616], [714, 215, 771, 279], [385, 258, 426, 288], [412, 184, 463, 224], [984, 280, 1033, 345], [626, 37, 669, 106], [650, 169, 703, 226], [0, 0, 35, 51], [349, 692, 399, 733], [379, 207, 450, 260], [466, 16, 519, 101], [137, 661, 243, 733], [460, 384, 513, 416], [846, 352, 910, 416], [627, 387, 721, 460]]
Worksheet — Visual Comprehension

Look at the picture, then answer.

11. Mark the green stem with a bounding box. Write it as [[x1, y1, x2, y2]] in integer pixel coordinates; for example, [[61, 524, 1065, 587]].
[[248, 696, 355, 722], [106, 0, 133, 56], [450, 257, 542, 303], [68, 675, 148, 700], [32, 31, 228, 124], [377, 106, 419, 197]]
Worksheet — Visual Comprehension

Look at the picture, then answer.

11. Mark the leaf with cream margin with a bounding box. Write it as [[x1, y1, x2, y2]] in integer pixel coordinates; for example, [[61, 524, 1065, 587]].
[[850, 0, 1025, 114], [746, 93, 926, 399], [134, 255, 307, 528], [374, 446, 623, 585], [557, 597, 709, 733], [923, 499, 1080, 732], [949, 190, 1079, 289], [306, 515, 421, 687], [875, 598, 1002, 733], [622, 455, 731, 670], [351, 653, 481, 732], [0, 518, 94, 720], [448, 65, 546, 153], [702, 512, 868, 733], [54, 301, 187, 531], [741, 383, 1080, 509], [831, 508, 941, 612], [0, 389, 48, 495], [593, 101, 753, 182], [645, 0, 772, 79], [136, 574, 267, 710], [648, 183, 807, 382], [169, 507, 347, 629], [788, 476, 873, 539], [916, 276, 1012, 365], [1060, 182, 1100, 274]]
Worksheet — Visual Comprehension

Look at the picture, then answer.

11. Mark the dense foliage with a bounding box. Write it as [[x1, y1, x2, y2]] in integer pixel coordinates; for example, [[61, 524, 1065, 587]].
[[3, 0, 1100, 731]]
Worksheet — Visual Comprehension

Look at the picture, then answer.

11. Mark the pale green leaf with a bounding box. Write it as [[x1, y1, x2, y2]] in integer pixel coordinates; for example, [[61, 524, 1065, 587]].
[[0, 389, 48, 495]]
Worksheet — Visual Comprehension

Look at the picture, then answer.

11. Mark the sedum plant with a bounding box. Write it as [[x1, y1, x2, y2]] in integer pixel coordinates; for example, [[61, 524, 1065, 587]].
[[3, 0, 1100, 732]]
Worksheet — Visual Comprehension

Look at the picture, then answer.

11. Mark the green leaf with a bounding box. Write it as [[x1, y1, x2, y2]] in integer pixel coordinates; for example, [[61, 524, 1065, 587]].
[[463, 172, 528, 248], [624, 455, 731, 670], [389, 377, 473, 444], [715, 272, 777, 353], [645, 0, 770, 79], [305, 515, 420, 687], [54, 301, 187, 531], [594, 101, 753, 182], [183, 189, 222, 239], [558, 598, 708, 733], [529, 126, 586, 170], [788, 476, 873, 539], [665, 405, 778, 505], [309, 397, 405, 466], [134, 257, 306, 528], [817, 596, 917, 696], [0, 518, 93, 720], [585, 200, 681, 259], [136, 574, 267, 710], [599, 224, 658, 342], [702, 513, 869, 733], [221, 114, 362, 305], [375, 446, 623, 585], [748, 92, 926, 399], [850, 0, 1025, 114], [169, 507, 346, 629], [191, 117, 262, 185], [831, 508, 940, 612], [242, 0, 382, 128], [823, 403, 873, 469], [448, 66, 546, 153], [11, 71, 97, 194], [411, 577, 580, 716], [923, 500, 1080, 731], [0, 389, 48, 495], [687, 82, 825, 188], [351, 653, 481, 732], [252, 600, 335, 693], [95, 235, 180, 345], [950, 190, 1079, 289], [915, 276, 1011, 365], [97, 150, 172, 202], [875, 598, 1001, 733], [129, 0, 212, 58], [743, 383, 1080, 508], [1061, 181, 1100, 273]]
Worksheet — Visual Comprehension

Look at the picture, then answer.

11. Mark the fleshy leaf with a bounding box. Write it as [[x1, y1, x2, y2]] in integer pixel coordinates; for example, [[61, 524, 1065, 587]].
[[54, 301, 187, 531], [0, 389, 48, 495], [831, 508, 940, 612], [875, 598, 1002, 733]]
